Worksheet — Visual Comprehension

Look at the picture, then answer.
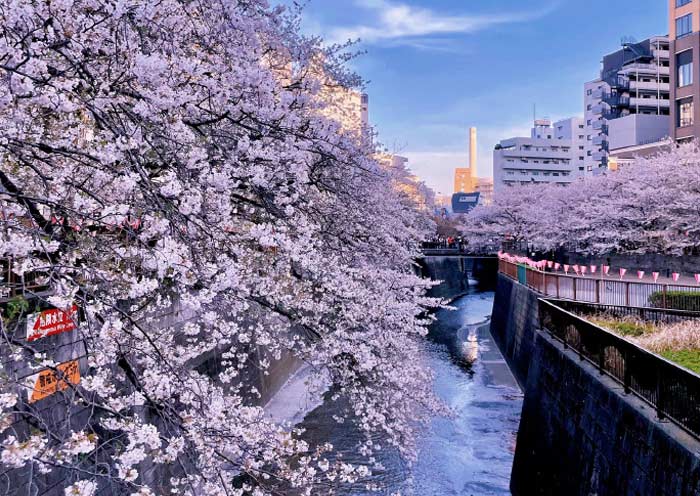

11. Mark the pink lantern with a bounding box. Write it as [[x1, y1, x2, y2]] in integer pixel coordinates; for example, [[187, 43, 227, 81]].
[[564, 264, 570, 274], [673, 273, 680, 282], [581, 266, 588, 275], [590, 265, 597, 274], [547, 261, 554, 269], [554, 263, 561, 271], [603, 265, 610, 276], [637, 271, 645, 280], [573, 264, 580, 274], [619, 268, 627, 279], [695, 274, 700, 285], [653, 272, 660, 283]]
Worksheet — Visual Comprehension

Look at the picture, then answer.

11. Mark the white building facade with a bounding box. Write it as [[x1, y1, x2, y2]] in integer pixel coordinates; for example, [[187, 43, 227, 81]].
[[584, 36, 670, 174], [493, 117, 586, 192]]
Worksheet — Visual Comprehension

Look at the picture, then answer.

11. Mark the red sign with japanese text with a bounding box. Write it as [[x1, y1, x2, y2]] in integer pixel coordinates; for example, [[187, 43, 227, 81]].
[[26, 305, 79, 342]]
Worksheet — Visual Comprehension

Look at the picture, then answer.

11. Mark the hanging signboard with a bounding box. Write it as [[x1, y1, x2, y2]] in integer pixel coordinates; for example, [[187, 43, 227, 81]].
[[27, 360, 81, 404], [26, 305, 79, 342]]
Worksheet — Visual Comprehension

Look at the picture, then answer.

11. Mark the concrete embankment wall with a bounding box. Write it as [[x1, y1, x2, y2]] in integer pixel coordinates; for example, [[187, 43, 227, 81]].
[[418, 256, 497, 300], [417, 256, 470, 300], [492, 274, 700, 496]]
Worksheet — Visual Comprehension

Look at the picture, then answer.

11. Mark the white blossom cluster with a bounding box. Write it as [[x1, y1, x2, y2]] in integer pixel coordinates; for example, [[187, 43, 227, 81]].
[[0, 0, 442, 494]]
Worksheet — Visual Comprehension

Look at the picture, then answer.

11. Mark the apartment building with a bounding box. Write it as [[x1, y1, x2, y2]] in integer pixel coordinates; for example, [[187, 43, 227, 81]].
[[493, 118, 586, 192], [670, 0, 700, 142], [584, 36, 670, 174]]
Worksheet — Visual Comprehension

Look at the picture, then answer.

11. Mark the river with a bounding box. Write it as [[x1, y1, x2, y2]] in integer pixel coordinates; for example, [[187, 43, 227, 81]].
[[292, 289, 524, 495]]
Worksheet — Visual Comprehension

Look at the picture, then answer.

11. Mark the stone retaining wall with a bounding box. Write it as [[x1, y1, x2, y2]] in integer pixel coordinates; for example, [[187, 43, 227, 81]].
[[492, 274, 700, 495]]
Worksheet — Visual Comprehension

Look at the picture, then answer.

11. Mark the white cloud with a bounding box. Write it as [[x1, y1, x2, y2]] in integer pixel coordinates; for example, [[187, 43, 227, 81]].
[[327, 0, 558, 46]]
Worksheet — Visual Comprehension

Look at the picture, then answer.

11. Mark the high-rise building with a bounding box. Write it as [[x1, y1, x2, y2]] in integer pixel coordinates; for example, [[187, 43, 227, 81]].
[[670, 0, 700, 142], [584, 36, 670, 174], [493, 118, 586, 192]]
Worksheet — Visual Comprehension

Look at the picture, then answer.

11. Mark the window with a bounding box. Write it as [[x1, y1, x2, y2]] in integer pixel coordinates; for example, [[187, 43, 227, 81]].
[[678, 97, 694, 127], [678, 50, 693, 87], [587, 104, 592, 110], [579, 125, 584, 129], [587, 119, 592, 125], [578, 135, 584, 139], [587, 89, 592, 96], [677, 14, 693, 39], [579, 156, 585, 160], [677, 0, 691, 7], [579, 146, 584, 150]]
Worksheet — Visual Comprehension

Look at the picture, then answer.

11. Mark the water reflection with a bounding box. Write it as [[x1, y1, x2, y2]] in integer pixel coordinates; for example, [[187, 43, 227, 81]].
[[296, 290, 523, 495]]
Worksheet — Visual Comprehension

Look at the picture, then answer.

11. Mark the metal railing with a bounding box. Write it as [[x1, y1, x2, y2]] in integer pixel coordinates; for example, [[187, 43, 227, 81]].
[[552, 299, 700, 325], [539, 299, 700, 438], [500, 259, 700, 311]]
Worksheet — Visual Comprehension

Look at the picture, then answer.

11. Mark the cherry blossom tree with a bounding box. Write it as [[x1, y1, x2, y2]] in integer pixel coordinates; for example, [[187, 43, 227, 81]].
[[0, 1, 442, 494], [461, 142, 700, 256]]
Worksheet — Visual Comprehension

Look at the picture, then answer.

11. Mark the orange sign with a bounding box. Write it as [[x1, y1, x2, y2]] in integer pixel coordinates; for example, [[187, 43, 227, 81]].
[[26, 305, 78, 341], [27, 360, 81, 403]]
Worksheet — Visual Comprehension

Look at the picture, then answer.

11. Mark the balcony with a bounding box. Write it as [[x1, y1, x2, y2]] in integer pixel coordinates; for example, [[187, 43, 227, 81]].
[[602, 93, 630, 108], [592, 120, 608, 132], [605, 75, 630, 90], [621, 63, 670, 76], [592, 151, 608, 161], [591, 104, 606, 115], [629, 97, 670, 109], [630, 81, 670, 92], [592, 88, 605, 100], [592, 135, 607, 146]]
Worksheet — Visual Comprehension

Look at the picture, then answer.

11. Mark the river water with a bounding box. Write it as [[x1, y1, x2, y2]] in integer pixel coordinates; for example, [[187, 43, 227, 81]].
[[294, 289, 524, 495]]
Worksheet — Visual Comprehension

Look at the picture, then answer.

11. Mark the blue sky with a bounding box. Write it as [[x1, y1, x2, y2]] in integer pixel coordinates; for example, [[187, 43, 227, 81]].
[[289, 0, 668, 196]]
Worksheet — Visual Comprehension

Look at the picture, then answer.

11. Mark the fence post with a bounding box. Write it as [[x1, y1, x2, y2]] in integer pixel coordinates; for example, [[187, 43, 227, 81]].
[[595, 279, 600, 304], [656, 366, 665, 421], [573, 277, 577, 301], [556, 275, 560, 299], [623, 349, 631, 394], [542, 270, 546, 294], [663, 285, 668, 309], [625, 282, 630, 307]]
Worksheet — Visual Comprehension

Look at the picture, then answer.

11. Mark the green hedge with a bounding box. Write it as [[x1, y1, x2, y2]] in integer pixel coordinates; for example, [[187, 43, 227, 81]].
[[649, 291, 700, 311]]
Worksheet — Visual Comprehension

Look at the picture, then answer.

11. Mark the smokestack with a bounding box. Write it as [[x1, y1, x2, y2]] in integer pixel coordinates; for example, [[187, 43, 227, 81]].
[[469, 127, 477, 179]]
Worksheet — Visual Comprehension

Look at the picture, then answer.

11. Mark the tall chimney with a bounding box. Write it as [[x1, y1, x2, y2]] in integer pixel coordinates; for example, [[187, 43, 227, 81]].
[[469, 127, 477, 179]]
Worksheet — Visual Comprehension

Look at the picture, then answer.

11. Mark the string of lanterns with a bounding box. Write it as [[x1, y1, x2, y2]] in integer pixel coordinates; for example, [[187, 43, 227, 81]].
[[497, 252, 694, 284]]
